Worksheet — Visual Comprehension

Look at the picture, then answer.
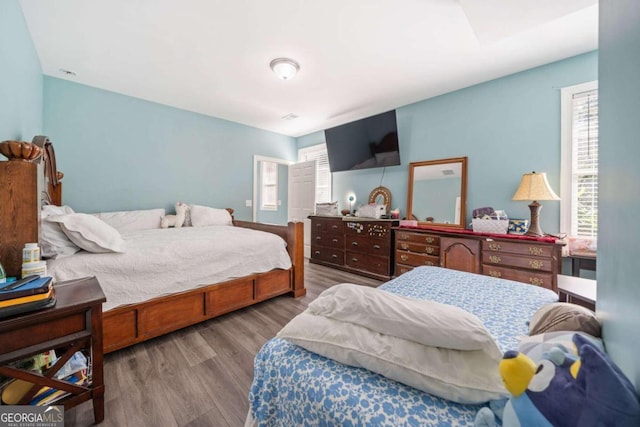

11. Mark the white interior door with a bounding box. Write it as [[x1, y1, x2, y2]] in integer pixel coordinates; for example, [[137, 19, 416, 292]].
[[288, 160, 316, 258]]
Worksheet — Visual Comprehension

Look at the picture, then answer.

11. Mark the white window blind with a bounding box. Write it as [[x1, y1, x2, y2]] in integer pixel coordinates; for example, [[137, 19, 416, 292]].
[[299, 144, 332, 203], [261, 161, 278, 210], [571, 89, 598, 237], [561, 81, 598, 240]]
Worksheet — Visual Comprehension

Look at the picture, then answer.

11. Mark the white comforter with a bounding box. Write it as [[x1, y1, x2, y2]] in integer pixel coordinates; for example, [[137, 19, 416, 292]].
[[47, 225, 292, 310]]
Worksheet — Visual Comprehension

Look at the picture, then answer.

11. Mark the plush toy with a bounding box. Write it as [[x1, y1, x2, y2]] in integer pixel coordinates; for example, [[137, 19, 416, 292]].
[[160, 202, 189, 228], [476, 334, 640, 427]]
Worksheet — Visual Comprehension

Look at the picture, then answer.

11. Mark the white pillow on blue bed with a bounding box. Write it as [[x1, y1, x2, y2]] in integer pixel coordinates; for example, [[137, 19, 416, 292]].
[[92, 208, 165, 232], [278, 283, 507, 404], [190, 205, 232, 227], [309, 283, 502, 356], [48, 213, 124, 253]]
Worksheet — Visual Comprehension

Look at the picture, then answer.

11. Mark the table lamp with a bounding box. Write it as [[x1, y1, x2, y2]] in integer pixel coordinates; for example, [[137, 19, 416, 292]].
[[512, 172, 560, 237]]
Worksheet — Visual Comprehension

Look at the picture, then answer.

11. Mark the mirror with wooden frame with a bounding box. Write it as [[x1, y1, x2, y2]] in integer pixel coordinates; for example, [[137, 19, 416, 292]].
[[407, 157, 467, 228]]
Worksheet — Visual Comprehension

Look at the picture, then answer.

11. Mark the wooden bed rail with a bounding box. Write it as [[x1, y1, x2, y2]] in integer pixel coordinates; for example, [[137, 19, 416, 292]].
[[233, 220, 306, 297]]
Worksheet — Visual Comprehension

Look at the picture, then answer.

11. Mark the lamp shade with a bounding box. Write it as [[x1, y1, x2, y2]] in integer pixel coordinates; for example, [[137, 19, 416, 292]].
[[512, 172, 560, 201]]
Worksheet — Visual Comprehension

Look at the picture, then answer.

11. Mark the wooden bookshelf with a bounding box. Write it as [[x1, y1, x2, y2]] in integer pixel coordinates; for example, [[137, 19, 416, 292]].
[[0, 277, 106, 423]]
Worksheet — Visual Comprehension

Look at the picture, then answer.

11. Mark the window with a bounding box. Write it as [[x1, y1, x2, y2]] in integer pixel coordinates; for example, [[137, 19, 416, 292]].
[[298, 143, 332, 203], [260, 161, 278, 210], [561, 81, 598, 238]]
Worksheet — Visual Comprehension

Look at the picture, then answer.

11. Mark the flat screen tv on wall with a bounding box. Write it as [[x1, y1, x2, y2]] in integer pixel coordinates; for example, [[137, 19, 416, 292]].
[[324, 110, 400, 172]]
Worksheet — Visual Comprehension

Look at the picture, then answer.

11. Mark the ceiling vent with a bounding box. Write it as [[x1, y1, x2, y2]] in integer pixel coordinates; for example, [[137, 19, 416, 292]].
[[282, 113, 299, 120], [59, 68, 77, 76]]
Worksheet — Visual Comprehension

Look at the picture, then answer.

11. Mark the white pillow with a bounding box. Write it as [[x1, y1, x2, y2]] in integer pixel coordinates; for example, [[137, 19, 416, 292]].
[[278, 284, 506, 404], [190, 205, 232, 227], [308, 283, 502, 356], [48, 213, 124, 253], [278, 312, 507, 404], [40, 205, 80, 258], [92, 208, 165, 232]]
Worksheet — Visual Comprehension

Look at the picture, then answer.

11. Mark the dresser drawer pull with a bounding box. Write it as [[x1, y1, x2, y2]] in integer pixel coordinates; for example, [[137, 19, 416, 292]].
[[400, 243, 409, 250], [488, 243, 501, 251], [399, 267, 410, 274], [489, 255, 501, 264], [332, 239, 339, 244], [529, 260, 544, 269], [314, 250, 320, 255], [425, 237, 435, 244], [315, 236, 321, 241], [529, 277, 544, 286], [529, 247, 544, 256], [331, 224, 339, 229], [351, 257, 359, 263], [332, 254, 338, 259], [399, 233, 408, 240], [351, 242, 358, 246], [315, 223, 322, 228], [488, 270, 502, 278], [424, 260, 436, 266], [426, 247, 435, 255], [400, 254, 409, 262], [373, 244, 381, 250]]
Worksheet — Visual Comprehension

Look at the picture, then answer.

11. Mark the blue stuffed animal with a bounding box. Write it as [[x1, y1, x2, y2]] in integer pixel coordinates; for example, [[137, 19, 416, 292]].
[[476, 334, 640, 427]]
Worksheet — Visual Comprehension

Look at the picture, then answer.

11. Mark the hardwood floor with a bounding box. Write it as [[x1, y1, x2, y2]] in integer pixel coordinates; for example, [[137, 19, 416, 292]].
[[65, 262, 382, 426]]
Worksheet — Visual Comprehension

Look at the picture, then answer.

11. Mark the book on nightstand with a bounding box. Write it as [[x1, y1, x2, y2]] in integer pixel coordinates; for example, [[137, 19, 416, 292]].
[[0, 276, 53, 301], [0, 277, 56, 319]]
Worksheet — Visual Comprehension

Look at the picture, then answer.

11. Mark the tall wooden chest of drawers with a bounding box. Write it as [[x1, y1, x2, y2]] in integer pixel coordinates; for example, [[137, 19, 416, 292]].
[[394, 227, 564, 292], [310, 216, 398, 280]]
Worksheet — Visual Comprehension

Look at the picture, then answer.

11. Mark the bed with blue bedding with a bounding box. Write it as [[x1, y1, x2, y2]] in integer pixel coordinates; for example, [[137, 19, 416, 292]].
[[247, 267, 558, 427]]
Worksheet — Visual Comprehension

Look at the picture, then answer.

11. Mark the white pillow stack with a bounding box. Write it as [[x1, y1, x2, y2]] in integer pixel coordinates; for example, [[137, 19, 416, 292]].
[[277, 283, 507, 404], [40, 205, 81, 258], [48, 213, 124, 254]]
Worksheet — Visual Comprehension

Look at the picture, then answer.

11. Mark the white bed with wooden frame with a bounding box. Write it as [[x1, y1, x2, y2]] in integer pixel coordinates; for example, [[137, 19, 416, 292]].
[[50, 212, 305, 354]]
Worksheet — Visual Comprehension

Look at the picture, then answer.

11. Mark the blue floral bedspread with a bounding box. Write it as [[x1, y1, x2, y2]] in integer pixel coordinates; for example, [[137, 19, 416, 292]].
[[249, 267, 558, 427]]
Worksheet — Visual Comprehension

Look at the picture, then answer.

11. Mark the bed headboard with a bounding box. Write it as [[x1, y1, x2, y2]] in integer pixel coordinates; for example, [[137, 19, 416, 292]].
[[0, 136, 63, 277]]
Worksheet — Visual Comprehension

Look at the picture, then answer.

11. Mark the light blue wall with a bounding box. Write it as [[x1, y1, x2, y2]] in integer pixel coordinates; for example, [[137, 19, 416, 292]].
[[298, 52, 598, 233], [0, 0, 42, 140], [598, 0, 640, 391], [43, 77, 297, 219]]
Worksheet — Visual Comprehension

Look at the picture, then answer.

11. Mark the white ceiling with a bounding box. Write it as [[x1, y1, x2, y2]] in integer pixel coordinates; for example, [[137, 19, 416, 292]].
[[19, 0, 598, 138]]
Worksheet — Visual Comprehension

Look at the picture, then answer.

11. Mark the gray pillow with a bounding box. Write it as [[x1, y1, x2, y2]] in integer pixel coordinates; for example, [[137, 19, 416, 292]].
[[529, 302, 601, 337]]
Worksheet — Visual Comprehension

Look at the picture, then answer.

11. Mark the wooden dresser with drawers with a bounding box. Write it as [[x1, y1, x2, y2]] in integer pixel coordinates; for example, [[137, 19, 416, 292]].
[[309, 216, 399, 280], [394, 227, 564, 292]]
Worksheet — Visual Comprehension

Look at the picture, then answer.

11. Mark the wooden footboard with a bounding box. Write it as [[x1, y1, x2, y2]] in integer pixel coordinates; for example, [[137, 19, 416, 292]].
[[102, 221, 305, 353], [234, 220, 305, 298]]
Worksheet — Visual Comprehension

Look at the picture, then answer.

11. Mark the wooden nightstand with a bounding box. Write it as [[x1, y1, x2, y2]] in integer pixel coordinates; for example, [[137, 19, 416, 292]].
[[558, 274, 596, 311], [0, 277, 106, 423]]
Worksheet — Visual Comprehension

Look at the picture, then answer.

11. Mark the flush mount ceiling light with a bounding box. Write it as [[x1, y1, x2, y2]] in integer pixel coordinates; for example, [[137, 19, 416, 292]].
[[270, 58, 300, 80]]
